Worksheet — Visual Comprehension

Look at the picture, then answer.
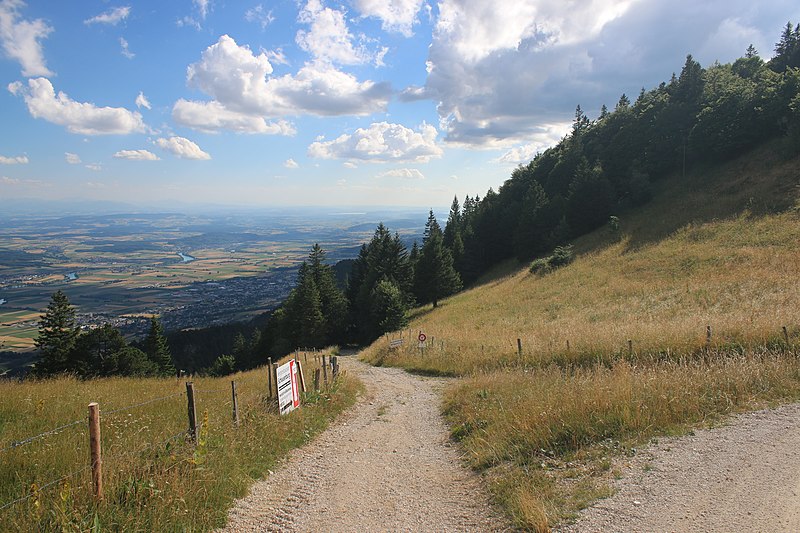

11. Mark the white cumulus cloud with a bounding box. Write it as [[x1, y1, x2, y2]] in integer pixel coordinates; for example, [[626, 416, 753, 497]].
[[65, 152, 81, 164], [84, 6, 131, 26], [284, 158, 299, 169], [354, 0, 424, 37], [135, 91, 151, 109], [155, 136, 211, 160], [177, 34, 390, 132], [308, 122, 442, 163], [378, 168, 425, 180], [493, 122, 571, 164], [119, 37, 134, 59], [11, 78, 146, 135], [0, 0, 54, 76], [0, 154, 28, 164], [245, 4, 274, 29], [113, 149, 159, 160], [297, 0, 383, 66]]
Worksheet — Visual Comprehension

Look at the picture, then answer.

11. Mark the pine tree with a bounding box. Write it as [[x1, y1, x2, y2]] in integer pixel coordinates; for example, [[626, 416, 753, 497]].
[[414, 211, 462, 308], [145, 316, 175, 376], [443, 196, 461, 248], [306, 244, 348, 343], [34, 290, 80, 375], [371, 279, 409, 335]]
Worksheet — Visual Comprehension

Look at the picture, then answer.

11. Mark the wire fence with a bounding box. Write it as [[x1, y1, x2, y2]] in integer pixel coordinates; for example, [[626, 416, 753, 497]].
[[0, 417, 85, 455], [0, 355, 334, 515]]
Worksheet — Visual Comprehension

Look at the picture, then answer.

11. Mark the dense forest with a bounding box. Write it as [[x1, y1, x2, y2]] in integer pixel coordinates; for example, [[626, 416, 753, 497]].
[[30, 23, 800, 378]]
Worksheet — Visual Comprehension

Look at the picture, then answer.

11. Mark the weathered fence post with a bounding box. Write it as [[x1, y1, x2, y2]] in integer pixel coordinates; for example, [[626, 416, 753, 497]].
[[267, 357, 273, 398], [322, 355, 329, 387], [313, 368, 321, 391], [331, 356, 339, 379], [297, 360, 307, 393], [186, 382, 197, 444], [628, 339, 633, 356], [783, 326, 790, 344], [706, 325, 712, 346], [231, 380, 239, 427], [566, 340, 570, 352], [88, 402, 103, 502], [517, 338, 522, 357], [271, 362, 279, 407]]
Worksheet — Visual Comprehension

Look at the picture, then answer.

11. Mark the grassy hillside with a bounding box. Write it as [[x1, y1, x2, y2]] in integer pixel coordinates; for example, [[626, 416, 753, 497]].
[[0, 350, 358, 532], [362, 140, 800, 530]]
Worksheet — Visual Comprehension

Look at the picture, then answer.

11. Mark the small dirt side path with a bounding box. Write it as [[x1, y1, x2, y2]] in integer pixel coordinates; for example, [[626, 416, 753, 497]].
[[219, 355, 509, 532], [559, 402, 800, 533]]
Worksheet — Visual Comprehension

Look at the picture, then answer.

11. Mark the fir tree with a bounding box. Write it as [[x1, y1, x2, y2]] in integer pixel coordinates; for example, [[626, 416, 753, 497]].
[[145, 316, 175, 376], [414, 211, 462, 308], [34, 290, 80, 375]]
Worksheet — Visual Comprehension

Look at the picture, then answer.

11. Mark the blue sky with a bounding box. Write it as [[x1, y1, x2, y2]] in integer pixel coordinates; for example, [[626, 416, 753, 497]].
[[1, 0, 798, 207]]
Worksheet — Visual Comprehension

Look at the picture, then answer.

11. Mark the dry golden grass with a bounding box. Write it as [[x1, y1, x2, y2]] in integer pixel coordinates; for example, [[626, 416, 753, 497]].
[[359, 142, 800, 531], [0, 349, 358, 531]]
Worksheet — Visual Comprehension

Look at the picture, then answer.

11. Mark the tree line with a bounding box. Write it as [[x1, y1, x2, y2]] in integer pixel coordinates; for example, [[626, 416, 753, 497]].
[[34, 290, 176, 378], [29, 22, 800, 378]]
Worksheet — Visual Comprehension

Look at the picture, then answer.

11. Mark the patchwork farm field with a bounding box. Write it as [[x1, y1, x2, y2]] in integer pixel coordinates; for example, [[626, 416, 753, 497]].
[[0, 208, 425, 356]]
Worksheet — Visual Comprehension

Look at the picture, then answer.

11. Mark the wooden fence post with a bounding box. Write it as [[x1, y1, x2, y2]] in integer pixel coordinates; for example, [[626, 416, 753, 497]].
[[186, 382, 197, 444], [272, 362, 279, 407], [322, 355, 329, 386], [88, 402, 103, 502], [296, 360, 307, 393], [628, 339, 633, 356], [331, 356, 339, 379], [566, 340, 570, 352], [267, 358, 273, 398], [706, 325, 712, 346], [231, 380, 239, 427], [314, 368, 321, 391], [517, 338, 522, 356], [783, 326, 790, 344]]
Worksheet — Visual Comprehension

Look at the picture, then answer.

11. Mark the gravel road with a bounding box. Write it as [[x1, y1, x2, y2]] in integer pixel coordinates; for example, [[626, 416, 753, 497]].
[[218, 355, 510, 532], [558, 402, 800, 533]]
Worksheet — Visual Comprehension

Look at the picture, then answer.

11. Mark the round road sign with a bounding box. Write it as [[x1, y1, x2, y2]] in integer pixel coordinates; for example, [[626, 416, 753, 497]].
[[418, 332, 427, 342]]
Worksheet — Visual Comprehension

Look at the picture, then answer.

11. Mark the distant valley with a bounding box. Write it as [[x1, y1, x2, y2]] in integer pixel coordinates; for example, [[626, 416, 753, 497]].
[[0, 207, 428, 353]]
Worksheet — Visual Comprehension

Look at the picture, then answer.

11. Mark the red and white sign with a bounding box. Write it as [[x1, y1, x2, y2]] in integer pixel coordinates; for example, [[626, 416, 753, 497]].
[[277, 359, 301, 415], [418, 332, 427, 343]]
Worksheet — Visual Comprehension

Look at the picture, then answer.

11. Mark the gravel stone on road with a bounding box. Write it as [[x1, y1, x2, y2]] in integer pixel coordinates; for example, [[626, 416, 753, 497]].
[[218, 355, 510, 532], [558, 402, 800, 533]]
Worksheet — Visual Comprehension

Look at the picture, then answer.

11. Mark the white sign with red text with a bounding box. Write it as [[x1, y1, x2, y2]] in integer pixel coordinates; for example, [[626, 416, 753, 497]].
[[277, 359, 301, 415]]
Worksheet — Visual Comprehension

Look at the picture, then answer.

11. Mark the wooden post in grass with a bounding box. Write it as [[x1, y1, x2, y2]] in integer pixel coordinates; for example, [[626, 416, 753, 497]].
[[566, 340, 570, 352], [297, 360, 307, 393], [322, 355, 329, 387], [88, 402, 103, 502], [783, 326, 790, 344], [186, 382, 198, 444], [313, 368, 321, 391], [271, 362, 279, 406], [231, 380, 240, 427], [267, 358, 273, 398], [331, 356, 339, 379], [517, 338, 522, 357], [628, 339, 633, 356], [706, 325, 712, 346]]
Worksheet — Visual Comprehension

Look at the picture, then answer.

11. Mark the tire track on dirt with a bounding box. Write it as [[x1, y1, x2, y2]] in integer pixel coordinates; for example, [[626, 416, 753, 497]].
[[218, 356, 510, 532]]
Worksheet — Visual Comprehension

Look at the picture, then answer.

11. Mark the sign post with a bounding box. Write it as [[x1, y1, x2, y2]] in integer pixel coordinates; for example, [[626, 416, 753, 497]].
[[418, 331, 427, 354], [276, 359, 301, 415]]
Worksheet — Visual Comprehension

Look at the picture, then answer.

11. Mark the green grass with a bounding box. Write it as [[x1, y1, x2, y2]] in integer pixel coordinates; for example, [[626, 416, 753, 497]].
[[0, 350, 360, 531], [360, 140, 800, 531]]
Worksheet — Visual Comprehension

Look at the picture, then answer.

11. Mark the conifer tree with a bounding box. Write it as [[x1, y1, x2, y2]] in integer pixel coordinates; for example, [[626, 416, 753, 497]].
[[414, 211, 462, 308], [145, 316, 175, 376], [34, 290, 80, 375]]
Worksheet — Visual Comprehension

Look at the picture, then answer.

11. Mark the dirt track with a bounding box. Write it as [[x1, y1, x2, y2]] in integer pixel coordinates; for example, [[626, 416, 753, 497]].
[[218, 356, 509, 532], [559, 402, 800, 533]]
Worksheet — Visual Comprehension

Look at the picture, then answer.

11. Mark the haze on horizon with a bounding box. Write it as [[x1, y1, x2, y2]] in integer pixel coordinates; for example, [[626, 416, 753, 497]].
[[1, 0, 798, 208]]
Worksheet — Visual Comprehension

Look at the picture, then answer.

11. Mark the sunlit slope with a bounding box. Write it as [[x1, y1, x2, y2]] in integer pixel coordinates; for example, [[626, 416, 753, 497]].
[[364, 140, 800, 375]]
